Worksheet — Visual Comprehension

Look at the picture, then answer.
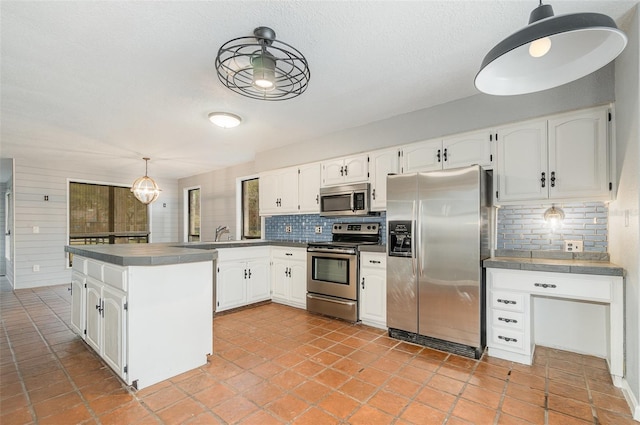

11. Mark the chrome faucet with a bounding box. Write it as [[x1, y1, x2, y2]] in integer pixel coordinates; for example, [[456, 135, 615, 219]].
[[215, 225, 230, 242]]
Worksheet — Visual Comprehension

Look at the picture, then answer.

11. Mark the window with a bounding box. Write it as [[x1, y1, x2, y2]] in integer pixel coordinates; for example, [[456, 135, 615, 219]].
[[69, 182, 149, 264], [188, 188, 200, 242], [242, 178, 260, 239]]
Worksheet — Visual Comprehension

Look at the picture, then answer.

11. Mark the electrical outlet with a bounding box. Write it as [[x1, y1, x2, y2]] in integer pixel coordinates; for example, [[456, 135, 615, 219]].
[[33, 265, 40, 272], [315, 226, 322, 234], [285, 225, 292, 233], [32, 226, 39, 234], [564, 240, 583, 252]]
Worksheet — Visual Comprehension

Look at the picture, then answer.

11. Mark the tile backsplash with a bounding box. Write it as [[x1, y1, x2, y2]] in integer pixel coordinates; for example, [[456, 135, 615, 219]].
[[496, 202, 607, 252], [265, 213, 387, 244]]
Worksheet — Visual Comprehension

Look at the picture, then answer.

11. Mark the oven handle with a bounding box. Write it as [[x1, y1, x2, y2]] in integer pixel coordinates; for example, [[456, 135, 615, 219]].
[[307, 247, 357, 255], [307, 293, 356, 306]]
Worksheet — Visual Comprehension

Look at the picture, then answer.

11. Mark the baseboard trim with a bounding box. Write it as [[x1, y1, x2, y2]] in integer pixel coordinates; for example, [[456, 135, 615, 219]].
[[619, 377, 640, 421]]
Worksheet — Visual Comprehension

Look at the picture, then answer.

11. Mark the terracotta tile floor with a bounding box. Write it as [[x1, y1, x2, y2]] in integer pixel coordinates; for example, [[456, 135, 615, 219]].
[[1, 280, 636, 424]]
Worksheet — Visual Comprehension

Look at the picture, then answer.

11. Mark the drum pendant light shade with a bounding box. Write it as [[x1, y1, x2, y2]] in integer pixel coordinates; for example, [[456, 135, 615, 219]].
[[131, 158, 161, 205], [215, 26, 310, 101], [475, 2, 628, 96]]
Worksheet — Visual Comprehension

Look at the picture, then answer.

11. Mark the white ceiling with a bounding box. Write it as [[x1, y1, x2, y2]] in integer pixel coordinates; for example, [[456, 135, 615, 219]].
[[1, 1, 636, 181]]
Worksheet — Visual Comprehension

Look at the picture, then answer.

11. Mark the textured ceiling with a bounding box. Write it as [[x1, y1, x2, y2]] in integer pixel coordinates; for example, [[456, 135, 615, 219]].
[[1, 1, 636, 180]]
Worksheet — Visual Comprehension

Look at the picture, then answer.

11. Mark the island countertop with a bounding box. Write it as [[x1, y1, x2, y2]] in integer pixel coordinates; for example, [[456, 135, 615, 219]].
[[483, 250, 624, 276]]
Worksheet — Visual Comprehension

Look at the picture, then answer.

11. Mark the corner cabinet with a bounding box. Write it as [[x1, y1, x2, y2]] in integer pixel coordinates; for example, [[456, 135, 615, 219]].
[[495, 106, 611, 204], [271, 247, 307, 309], [359, 252, 386, 329], [216, 247, 271, 312], [70, 256, 214, 390], [321, 154, 369, 186]]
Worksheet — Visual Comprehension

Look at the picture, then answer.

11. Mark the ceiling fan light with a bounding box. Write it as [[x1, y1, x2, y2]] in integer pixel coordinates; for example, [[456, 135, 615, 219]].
[[475, 2, 628, 96], [251, 52, 276, 90], [131, 158, 161, 204], [208, 112, 242, 128]]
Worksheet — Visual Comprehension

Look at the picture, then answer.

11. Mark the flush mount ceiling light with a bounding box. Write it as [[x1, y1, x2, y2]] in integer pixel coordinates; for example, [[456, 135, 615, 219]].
[[215, 26, 310, 101], [131, 157, 161, 205], [208, 112, 242, 128], [475, 1, 628, 95]]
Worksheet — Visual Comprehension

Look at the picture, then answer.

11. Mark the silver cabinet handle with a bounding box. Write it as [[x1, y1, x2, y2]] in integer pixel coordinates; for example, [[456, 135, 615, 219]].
[[534, 283, 557, 289], [361, 277, 365, 289], [498, 335, 518, 343], [497, 299, 516, 305], [498, 317, 518, 324]]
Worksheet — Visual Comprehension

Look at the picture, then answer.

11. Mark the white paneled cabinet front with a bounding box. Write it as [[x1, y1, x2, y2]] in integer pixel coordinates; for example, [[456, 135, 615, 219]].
[[442, 129, 493, 169], [216, 247, 271, 312], [369, 148, 400, 211], [259, 167, 298, 215], [401, 139, 442, 173], [271, 247, 307, 309], [359, 252, 386, 329], [495, 106, 611, 204], [297, 163, 321, 213], [71, 256, 213, 390], [321, 154, 369, 186]]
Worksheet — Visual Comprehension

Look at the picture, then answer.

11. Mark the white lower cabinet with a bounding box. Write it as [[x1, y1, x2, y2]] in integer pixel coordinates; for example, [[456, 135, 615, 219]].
[[70, 256, 214, 390], [216, 247, 271, 312], [486, 268, 624, 386], [271, 247, 307, 309], [359, 252, 386, 329]]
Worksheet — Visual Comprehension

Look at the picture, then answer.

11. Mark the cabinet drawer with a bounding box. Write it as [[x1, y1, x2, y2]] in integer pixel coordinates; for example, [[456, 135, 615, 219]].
[[72, 257, 87, 274], [490, 291, 525, 312], [104, 265, 127, 291], [491, 309, 524, 331], [87, 260, 103, 281], [271, 247, 306, 262], [360, 253, 386, 269], [490, 328, 525, 352]]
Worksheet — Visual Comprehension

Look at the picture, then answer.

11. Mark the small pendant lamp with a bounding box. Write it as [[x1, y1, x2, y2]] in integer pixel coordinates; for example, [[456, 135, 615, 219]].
[[131, 157, 161, 204], [475, 1, 628, 95]]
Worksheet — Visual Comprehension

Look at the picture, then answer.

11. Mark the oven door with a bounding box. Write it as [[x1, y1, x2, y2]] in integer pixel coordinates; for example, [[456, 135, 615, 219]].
[[307, 250, 358, 300]]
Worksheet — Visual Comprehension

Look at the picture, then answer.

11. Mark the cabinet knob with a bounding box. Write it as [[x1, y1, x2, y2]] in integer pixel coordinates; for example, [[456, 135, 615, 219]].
[[437, 149, 441, 162], [372, 189, 376, 200], [340, 166, 344, 176], [443, 148, 448, 162], [361, 277, 365, 289], [550, 171, 556, 188], [541, 172, 546, 188]]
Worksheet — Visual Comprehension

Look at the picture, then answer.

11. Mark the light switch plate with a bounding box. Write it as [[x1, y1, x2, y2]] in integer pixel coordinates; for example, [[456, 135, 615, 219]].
[[564, 240, 584, 252]]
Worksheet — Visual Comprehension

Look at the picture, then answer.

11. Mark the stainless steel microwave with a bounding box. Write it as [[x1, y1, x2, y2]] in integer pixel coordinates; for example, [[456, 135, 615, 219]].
[[319, 183, 370, 216]]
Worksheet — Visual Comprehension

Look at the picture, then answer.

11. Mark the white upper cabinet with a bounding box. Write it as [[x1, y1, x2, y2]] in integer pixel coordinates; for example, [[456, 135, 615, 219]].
[[442, 129, 493, 169], [495, 120, 548, 202], [369, 148, 400, 211], [547, 108, 609, 200], [321, 153, 369, 186], [297, 163, 321, 213], [495, 106, 611, 204], [400, 139, 442, 173], [401, 131, 492, 173], [259, 166, 299, 215]]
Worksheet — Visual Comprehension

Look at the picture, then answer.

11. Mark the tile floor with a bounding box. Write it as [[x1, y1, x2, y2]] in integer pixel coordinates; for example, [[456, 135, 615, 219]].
[[0, 280, 636, 425]]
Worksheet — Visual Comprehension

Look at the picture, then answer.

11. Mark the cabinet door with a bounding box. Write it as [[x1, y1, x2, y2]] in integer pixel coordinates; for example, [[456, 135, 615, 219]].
[[297, 163, 321, 213], [288, 259, 307, 308], [271, 259, 289, 301], [259, 171, 280, 215], [343, 154, 369, 183], [277, 167, 299, 213], [102, 285, 127, 378], [548, 108, 609, 200], [217, 261, 246, 311], [85, 279, 102, 353], [70, 273, 85, 337], [401, 139, 442, 173], [443, 129, 493, 169], [246, 259, 270, 303], [359, 253, 386, 328], [321, 159, 346, 186], [369, 148, 400, 211], [496, 120, 548, 202]]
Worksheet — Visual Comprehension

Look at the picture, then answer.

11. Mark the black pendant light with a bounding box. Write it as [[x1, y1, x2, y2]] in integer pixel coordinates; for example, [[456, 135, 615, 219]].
[[215, 26, 310, 101], [475, 1, 627, 96]]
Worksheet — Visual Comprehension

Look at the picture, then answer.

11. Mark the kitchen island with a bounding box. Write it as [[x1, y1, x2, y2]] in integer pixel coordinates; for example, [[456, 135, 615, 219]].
[[65, 244, 217, 390], [484, 251, 624, 386]]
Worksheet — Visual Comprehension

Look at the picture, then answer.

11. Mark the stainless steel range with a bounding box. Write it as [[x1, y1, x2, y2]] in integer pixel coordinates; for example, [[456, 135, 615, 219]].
[[307, 223, 380, 322]]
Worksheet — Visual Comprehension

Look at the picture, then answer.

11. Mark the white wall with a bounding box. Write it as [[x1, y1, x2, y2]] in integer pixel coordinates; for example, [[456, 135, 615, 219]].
[[11, 159, 178, 289], [611, 3, 640, 419], [178, 161, 256, 242]]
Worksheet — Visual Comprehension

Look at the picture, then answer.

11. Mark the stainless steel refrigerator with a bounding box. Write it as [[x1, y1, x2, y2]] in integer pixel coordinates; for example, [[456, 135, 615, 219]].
[[386, 165, 491, 359]]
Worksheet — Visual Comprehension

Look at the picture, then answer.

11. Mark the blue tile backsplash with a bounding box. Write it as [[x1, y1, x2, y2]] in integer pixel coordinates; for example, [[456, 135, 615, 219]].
[[265, 213, 387, 244]]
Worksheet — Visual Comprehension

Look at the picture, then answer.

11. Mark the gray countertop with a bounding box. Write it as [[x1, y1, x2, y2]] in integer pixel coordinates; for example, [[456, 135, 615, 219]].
[[484, 251, 624, 276], [65, 240, 308, 267]]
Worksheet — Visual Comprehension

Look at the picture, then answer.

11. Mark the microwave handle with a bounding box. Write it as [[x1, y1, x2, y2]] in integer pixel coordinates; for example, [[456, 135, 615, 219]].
[[350, 191, 355, 212]]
